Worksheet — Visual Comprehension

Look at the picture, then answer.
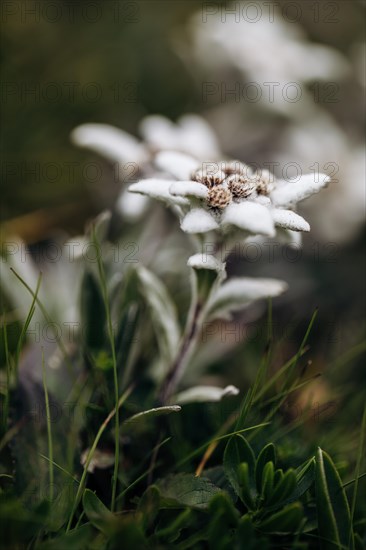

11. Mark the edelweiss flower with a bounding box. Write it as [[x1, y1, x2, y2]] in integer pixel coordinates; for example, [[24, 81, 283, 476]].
[[129, 151, 330, 248]]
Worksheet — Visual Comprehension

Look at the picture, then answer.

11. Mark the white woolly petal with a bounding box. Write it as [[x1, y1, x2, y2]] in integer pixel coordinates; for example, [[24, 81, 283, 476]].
[[178, 114, 221, 158], [139, 115, 179, 151], [70, 123, 146, 164], [173, 384, 239, 404], [181, 208, 219, 233], [271, 173, 330, 207], [129, 179, 189, 206], [272, 209, 310, 232], [207, 277, 288, 320], [140, 114, 221, 160], [251, 195, 271, 206], [116, 189, 149, 221], [155, 151, 199, 180], [170, 181, 209, 199], [222, 202, 275, 237], [187, 253, 224, 272]]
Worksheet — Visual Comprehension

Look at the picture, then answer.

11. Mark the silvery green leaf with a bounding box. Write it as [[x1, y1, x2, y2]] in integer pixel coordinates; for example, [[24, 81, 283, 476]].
[[136, 266, 180, 363], [129, 179, 189, 207], [71, 123, 147, 164], [272, 209, 310, 232], [222, 202, 275, 237], [207, 277, 288, 320], [271, 173, 330, 207], [170, 181, 209, 199], [181, 208, 219, 233], [173, 384, 239, 404], [155, 151, 199, 180]]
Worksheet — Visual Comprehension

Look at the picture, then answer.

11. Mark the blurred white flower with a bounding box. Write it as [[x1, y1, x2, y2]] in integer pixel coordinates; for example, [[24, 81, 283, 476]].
[[71, 114, 222, 221], [276, 113, 366, 243], [139, 114, 221, 159], [185, 1, 349, 115], [129, 151, 329, 252]]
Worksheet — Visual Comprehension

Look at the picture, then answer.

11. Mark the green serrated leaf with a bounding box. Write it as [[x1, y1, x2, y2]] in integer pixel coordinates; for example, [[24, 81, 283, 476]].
[[315, 448, 354, 550], [223, 435, 256, 499], [255, 443, 276, 492]]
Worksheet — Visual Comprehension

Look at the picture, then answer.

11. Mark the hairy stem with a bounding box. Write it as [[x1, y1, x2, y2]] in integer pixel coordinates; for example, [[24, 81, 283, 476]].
[[159, 300, 203, 405]]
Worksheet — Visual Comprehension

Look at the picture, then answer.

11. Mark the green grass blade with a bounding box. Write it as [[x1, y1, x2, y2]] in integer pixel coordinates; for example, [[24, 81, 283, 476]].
[[41, 347, 54, 502], [92, 227, 120, 512]]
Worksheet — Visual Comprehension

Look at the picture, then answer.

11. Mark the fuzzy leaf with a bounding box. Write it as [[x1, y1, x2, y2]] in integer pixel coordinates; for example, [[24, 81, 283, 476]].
[[206, 277, 287, 321], [187, 253, 224, 273], [136, 266, 180, 363], [315, 448, 353, 550], [188, 253, 226, 302]]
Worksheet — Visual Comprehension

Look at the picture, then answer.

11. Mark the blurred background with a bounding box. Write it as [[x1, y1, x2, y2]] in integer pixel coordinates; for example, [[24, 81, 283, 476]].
[[1, 0, 365, 428]]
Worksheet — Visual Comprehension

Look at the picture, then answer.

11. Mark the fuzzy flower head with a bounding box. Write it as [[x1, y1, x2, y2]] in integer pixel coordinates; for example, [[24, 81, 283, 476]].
[[129, 151, 330, 249]]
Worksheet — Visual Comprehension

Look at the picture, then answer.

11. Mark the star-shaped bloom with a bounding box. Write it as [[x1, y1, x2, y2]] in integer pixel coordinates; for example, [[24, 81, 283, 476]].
[[129, 151, 330, 243]]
